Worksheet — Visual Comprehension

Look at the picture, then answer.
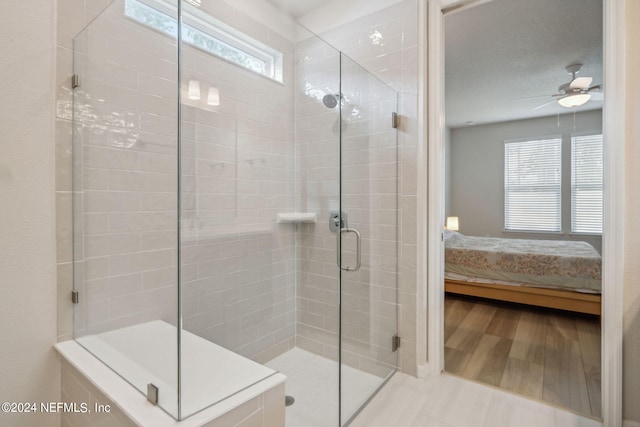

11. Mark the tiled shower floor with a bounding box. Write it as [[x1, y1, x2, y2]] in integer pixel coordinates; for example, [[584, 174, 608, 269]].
[[266, 347, 384, 427]]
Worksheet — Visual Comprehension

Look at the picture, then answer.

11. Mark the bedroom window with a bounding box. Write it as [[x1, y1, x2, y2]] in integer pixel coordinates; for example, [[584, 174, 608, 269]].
[[504, 138, 562, 232], [124, 0, 284, 82], [571, 134, 603, 234]]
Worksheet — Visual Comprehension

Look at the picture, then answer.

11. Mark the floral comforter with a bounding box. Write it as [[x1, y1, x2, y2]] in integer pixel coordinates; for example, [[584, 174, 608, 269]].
[[444, 231, 602, 292]]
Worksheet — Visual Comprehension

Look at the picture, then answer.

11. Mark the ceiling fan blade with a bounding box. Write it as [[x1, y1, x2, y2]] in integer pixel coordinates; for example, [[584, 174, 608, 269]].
[[570, 76, 593, 89], [589, 92, 604, 101], [514, 94, 558, 101], [532, 99, 558, 111], [588, 84, 602, 91]]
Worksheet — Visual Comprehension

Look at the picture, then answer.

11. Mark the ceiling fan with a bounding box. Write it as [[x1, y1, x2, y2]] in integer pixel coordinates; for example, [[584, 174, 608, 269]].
[[520, 64, 603, 110]]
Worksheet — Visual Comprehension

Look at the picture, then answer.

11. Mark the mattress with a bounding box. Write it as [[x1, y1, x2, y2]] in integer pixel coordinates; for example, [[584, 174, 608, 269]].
[[444, 231, 602, 292]]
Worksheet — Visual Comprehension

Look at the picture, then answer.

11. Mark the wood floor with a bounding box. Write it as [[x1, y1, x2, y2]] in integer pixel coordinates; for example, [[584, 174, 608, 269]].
[[444, 293, 601, 418]]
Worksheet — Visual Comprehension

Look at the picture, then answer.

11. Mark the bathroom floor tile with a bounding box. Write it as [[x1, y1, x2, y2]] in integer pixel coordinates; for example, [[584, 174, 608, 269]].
[[350, 372, 603, 427]]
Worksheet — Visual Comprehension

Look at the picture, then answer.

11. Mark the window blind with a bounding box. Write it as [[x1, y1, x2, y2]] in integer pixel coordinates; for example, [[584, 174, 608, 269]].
[[504, 138, 562, 232], [571, 134, 603, 234]]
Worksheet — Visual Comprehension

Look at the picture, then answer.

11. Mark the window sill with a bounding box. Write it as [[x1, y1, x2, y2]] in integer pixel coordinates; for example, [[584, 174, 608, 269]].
[[502, 230, 563, 236], [501, 230, 602, 238]]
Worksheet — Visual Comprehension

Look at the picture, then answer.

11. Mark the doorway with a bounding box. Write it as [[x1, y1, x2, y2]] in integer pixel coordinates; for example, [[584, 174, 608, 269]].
[[424, 0, 625, 425]]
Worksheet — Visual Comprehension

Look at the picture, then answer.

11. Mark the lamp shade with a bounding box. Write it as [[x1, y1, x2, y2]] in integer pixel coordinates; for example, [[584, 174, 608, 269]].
[[557, 92, 591, 108], [446, 216, 459, 231]]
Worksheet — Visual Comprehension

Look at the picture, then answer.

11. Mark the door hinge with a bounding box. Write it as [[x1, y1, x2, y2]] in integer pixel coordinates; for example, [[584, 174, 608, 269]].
[[71, 290, 79, 304], [391, 112, 399, 129], [147, 383, 159, 405], [392, 335, 401, 352], [71, 74, 80, 89]]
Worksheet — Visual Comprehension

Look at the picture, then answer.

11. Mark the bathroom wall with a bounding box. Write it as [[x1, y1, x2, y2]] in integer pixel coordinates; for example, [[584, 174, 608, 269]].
[[296, 0, 420, 375], [56, 0, 300, 362], [0, 2, 60, 427]]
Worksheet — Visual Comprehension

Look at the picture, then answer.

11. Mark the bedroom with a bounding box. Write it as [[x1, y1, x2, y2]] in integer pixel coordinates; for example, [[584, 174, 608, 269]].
[[443, 0, 603, 419]]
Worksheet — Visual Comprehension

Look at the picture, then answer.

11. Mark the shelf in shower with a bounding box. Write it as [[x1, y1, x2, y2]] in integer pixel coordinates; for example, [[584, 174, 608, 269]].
[[182, 225, 272, 242], [277, 212, 317, 223]]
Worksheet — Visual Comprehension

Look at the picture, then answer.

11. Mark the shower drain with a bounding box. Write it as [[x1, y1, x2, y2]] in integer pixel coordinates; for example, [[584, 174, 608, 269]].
[[285, 395, 295, 407]]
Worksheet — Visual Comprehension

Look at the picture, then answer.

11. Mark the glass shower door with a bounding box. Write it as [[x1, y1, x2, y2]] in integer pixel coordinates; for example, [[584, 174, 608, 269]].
[[338, 53, 399, 425]]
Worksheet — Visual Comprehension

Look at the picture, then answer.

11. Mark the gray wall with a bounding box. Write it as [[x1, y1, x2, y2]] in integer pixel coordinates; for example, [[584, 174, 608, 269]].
[[445, 127, 452, 216], [447, 110, 602, 252]]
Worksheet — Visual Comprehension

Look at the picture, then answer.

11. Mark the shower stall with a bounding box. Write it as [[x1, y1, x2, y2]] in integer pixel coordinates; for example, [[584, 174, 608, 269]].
[[71, 0, 398, 425]]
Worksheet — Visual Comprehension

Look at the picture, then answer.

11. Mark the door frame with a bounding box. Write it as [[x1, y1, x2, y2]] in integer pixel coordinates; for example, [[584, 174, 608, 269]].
[[420, 0, 625, 425]]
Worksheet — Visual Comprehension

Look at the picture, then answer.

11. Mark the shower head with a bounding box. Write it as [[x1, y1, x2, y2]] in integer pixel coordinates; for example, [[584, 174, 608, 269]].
[[322, 93, 339, 109]]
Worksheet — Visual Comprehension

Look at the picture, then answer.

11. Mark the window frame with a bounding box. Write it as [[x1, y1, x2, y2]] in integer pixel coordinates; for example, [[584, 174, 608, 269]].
[[570, 133, 604, 235], [124, 0, 284, 83], [503, 136, 563, 233]]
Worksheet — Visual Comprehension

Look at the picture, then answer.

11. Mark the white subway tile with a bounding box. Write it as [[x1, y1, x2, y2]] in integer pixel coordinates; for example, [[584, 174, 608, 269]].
[[84, 257, 110, 280], [85, 273, 143, 302]]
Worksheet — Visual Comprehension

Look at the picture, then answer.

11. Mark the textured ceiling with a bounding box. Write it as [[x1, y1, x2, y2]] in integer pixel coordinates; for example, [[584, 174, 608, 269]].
[[445, 0, 603, 128]]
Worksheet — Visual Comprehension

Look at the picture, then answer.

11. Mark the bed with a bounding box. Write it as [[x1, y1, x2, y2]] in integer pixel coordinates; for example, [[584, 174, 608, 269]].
[[444, 230, 602, 315]]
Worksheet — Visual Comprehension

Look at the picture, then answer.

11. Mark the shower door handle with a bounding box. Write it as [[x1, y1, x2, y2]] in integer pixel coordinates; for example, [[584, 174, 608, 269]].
[[337, 227, 361, 272]]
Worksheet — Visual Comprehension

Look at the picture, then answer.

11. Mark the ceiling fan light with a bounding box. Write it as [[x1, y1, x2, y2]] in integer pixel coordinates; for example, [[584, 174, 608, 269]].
[[558, 93, 591, 108]]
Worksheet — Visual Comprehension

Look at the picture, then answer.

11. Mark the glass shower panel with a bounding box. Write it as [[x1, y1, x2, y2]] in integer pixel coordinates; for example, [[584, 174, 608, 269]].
[[177, 0, 305, 419], [339, 53, 399, 425], [72, 0, 180, 418]]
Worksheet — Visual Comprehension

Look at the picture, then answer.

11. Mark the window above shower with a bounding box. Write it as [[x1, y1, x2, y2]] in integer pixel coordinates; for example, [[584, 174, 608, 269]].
[[125, 0, 284, 82]]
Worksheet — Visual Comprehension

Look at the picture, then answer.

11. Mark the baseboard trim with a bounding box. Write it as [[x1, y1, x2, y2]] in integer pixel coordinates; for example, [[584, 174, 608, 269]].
[[416, 362, 430, 379], [623, 420, 640, 427]]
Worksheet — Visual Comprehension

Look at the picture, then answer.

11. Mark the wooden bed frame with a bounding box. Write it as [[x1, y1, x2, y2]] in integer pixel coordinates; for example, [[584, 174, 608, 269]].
[[445, 278, 601, 316]]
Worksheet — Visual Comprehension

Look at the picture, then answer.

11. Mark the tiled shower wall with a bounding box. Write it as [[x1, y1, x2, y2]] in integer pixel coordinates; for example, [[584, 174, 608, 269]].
[[178, 2, 298, 362], [339, 56, 400, 376], [292, 35, 342, 360], [71, 0, 180, 336], [56, 0, 299, 361], [297, 0, 420, 375]]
